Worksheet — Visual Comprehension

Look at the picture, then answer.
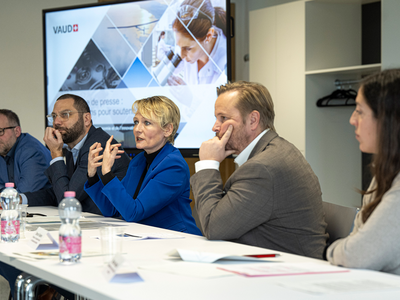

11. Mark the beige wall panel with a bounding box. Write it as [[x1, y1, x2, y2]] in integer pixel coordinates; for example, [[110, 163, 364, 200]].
[[250, 2, 305, 153], [249, 6, 277, 99], [275, 1, 305, 153]]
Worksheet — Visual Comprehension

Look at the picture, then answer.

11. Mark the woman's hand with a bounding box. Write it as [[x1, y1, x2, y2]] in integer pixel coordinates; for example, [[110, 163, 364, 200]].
[[101, 135, 125, 175], [88, 142, 103, 177]]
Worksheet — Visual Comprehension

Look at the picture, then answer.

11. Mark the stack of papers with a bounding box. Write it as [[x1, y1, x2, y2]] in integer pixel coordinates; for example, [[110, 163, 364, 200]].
[[139, 262, 232, 278], [217, 262, 349, 277], [93, 232, 185, 241], [167, 249, 280, 263]]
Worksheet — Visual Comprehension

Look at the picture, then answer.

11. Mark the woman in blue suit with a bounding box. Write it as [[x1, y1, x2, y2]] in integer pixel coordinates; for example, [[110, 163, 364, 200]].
[[84, 96, 201, 235]]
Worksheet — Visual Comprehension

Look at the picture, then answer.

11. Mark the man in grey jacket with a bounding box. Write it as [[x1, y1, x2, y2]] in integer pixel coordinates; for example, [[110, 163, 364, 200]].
[[191, 81, 327, 259]]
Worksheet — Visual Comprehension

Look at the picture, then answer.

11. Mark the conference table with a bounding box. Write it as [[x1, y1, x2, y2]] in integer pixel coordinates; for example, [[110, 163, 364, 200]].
[[1, 206, 400, 300]]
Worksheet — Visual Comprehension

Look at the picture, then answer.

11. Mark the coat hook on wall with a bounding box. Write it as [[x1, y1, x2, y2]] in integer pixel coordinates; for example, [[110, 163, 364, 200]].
[[334, 79, 361, 90]]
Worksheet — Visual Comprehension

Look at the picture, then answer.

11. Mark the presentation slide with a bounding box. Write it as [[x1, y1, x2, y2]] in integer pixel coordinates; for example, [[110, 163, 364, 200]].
[[43, 0, 229, 150]]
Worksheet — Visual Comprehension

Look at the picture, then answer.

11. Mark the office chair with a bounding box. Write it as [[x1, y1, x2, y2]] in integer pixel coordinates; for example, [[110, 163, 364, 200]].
[[323, 201, 359, 244]]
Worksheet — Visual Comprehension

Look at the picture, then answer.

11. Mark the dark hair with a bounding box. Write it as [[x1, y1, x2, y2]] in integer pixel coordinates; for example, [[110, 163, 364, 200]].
[[173, 0, 226, 41], [360, 69, 400, 223], [158, 31, 165, 42], [217, 81, 275, 131], [57, 94, 91, 114], [0, 109, 20, 127]]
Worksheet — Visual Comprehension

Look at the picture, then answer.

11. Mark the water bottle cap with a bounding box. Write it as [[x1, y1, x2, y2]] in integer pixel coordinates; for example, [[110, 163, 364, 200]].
[[64, 191, 76, 198], [5, 183, 14, 188]]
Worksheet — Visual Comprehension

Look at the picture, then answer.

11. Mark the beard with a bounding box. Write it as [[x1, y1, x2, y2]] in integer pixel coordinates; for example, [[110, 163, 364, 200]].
[[0, 135, 16, 156], [0, 142, 12, 156], [54, 116, 84, 144], [217, 124, 249, 154]]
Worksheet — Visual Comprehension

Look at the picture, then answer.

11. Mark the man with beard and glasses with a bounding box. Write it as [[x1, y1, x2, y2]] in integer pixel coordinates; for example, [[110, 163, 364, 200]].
[[0, 109, 51, 193], [191, 81, 328, 259], [0, 94, 131, 300], [21, 94, 130, 214]]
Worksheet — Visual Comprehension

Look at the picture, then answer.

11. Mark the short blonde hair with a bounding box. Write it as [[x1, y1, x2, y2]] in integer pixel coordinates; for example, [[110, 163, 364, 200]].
[[132, 96, 180, 144]]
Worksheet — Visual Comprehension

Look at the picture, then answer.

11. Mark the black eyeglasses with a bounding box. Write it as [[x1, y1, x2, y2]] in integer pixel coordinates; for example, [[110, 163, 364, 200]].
[[46, 110, 85, 123], [0, 127, 16, 136]]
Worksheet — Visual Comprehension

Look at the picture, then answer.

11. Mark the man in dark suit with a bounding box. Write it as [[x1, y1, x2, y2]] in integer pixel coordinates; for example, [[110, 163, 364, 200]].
[[191, 81, 328, 259], [23, 94, 130, 214], [1, 94, 131, 299]]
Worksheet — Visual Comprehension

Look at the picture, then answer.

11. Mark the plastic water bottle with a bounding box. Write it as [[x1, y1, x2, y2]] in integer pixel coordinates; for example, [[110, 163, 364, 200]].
[[58, 191, 82, 263], [0, 183, 20, 243]]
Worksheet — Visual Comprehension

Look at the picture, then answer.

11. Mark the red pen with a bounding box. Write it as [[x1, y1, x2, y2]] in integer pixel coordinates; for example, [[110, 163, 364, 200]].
[[244, 254, 281, 258]]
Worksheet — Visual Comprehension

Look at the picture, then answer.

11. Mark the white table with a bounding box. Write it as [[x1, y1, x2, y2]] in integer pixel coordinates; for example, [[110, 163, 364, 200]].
[[1, 206, 400, 300]]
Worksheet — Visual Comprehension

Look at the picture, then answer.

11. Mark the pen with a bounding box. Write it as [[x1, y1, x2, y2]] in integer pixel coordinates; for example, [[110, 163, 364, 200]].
[[123, 233, 143, 238], [26, 213, 47, 218], [244, 254, 281, 258]]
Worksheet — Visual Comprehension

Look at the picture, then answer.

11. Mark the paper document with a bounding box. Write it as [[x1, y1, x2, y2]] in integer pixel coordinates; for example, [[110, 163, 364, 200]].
[[27, 216, 89, 224], [12, 251, 103, 260], [91, 232, 183, 241], [133, 232, 185, 239], [28, 221, 116, 232], [27, 217, 61, 224], [139, 262, 233, 278], [27, 227, 58, 250], [217, 262, 349, 277], [91, 235, 146, 241], [167, 249, 279, 263], [279, 279, 400, 295]]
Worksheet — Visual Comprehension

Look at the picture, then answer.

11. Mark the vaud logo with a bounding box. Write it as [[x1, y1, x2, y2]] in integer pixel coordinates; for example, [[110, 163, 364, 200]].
[[53, 24, 78, 34]]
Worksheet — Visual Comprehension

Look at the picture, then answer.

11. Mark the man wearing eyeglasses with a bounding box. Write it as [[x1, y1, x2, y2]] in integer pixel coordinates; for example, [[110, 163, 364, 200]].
[[23, 94, 130, 214], [0, 109, 52, 193], [1, 95, 131, 300]]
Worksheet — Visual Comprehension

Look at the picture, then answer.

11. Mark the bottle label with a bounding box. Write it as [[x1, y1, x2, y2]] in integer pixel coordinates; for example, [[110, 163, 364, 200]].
[[1, 220, 20, 235], [59, 236, 81, 254]]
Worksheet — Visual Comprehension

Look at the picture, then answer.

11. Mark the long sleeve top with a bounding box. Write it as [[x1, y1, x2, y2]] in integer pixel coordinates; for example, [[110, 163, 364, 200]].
[[84, 142, 201, 235], [327, 173, 400, 275], [0, 133, 51, 193]]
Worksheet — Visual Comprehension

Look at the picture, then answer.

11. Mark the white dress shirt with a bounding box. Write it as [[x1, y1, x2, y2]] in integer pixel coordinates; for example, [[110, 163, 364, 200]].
[[21, 134, 88, 204], [195, 129, 269, 173]]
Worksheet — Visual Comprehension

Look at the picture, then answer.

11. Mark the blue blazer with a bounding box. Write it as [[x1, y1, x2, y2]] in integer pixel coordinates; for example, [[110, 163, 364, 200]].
[[25, 126, 130, 214], [0, 133, 51, 193], [84, 143, 201, 235]]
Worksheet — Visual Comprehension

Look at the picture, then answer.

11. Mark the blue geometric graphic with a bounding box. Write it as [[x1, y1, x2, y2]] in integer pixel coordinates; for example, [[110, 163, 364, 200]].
[[123, 58, 154, 88]]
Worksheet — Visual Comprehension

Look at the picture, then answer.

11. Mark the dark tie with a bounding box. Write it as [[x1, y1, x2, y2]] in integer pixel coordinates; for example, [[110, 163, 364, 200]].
[[65, 151, 75, 180]]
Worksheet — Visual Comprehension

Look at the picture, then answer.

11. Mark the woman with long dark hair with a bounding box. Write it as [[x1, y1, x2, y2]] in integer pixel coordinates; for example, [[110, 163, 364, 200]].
[[327, 69, 400, 275], [157, 31, 171, 61]]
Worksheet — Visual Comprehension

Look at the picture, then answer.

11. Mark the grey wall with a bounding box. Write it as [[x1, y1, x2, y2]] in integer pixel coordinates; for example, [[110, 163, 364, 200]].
[[0, 0, 96, 142], [0, 0, 295, 142]]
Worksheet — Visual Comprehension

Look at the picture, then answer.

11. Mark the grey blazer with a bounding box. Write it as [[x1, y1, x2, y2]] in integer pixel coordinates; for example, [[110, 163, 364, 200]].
[[25, 126, 130, 214], [191, 130, 328, 259]]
